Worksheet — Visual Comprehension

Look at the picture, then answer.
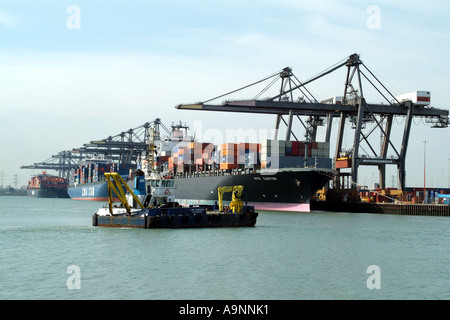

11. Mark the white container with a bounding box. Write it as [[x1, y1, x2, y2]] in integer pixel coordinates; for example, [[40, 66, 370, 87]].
[[395, 91, 430, 106]]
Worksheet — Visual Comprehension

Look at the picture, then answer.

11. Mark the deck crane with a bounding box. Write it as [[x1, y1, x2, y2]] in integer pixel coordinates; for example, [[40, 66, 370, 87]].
[[217, 185, 244, 213]]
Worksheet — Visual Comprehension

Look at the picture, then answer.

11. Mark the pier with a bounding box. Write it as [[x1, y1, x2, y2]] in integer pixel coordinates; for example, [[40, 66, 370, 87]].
[[311, 201, 450, 217]]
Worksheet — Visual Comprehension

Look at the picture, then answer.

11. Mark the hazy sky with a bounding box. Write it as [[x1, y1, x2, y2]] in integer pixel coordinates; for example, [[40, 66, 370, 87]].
[[1, 0, 449, 188]]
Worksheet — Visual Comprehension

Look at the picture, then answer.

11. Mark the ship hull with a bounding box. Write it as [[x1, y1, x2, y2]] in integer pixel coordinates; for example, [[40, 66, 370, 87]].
[[27, 188, 69, 198], [68, 181, 119, 201], [68, 168, 336, 212], [174, 168, 336, 212], [93, 206, 258, 228], [27, 172, 69, 198]]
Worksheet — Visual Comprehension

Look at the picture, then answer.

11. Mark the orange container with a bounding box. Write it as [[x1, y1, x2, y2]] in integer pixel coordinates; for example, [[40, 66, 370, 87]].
[[221, 149, 236, 156], [335, 158, 352, 169], [248, 143, 259, 152], [221, 143, 237, 150], [220, 163, 238, 170]]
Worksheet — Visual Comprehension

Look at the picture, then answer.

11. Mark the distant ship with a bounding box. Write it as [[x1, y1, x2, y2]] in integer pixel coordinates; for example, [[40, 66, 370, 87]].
[[27, 172, 69, 198], [67, 157, 127, 202]]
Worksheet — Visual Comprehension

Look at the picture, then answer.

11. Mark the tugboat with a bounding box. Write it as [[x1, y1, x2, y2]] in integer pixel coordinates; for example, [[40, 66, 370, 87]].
[[92, 171, 258, 229]]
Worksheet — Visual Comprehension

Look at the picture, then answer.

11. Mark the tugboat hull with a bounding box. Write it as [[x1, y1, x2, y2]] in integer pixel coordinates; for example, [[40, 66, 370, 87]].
[[93, 206, 258, 229]]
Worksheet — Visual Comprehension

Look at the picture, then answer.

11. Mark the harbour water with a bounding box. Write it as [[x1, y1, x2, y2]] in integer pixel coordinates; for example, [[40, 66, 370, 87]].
[[1, 196, 449, 300]]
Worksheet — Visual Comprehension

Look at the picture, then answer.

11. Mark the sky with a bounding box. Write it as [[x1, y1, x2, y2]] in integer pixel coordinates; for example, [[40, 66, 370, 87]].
[[0, 0, 449, 189]]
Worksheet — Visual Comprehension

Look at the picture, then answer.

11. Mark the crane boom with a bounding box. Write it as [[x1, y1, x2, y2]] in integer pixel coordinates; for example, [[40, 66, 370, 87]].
[[217, 185, 244, 213]]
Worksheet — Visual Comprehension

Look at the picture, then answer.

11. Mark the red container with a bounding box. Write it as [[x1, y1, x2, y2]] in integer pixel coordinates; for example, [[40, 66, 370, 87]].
[[298, 148, 305, 157], [335, 158, 352, 169]]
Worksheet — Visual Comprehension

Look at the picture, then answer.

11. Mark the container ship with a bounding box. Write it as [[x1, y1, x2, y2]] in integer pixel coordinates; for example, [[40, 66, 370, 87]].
[[143, 125, 336, 212], [27, 171, 70, 198], [68, 124, 337, 212], [151, 137, 336, 212], [67, 160, 133, 201]]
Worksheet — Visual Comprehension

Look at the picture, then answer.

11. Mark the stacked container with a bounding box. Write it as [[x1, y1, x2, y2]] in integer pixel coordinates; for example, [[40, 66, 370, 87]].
[[164, 139, 331, 173], [170, 143, 216, 172], [168, 155, 175, 171], [260, 139, 330, 169], [70, 162, 135, 186], [219, 143, 238, 170], [311, 142, 330, 157], [87, 163, 94, 183], [191, 142, 215, 167], [236, 143, 260, 168], [80, 166, 88, 184], [154, 156, 170, 171], [260, 140, 286, 168]]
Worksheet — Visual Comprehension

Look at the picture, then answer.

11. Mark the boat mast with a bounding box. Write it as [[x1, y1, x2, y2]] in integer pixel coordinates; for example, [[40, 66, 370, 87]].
[[147, 126, 156, 176]]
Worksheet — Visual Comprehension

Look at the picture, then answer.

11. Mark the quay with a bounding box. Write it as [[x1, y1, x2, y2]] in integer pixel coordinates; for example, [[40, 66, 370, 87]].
[[311, 201, 450, 217]]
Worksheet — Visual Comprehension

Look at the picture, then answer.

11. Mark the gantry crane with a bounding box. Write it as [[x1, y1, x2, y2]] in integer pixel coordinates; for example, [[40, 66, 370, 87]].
[[177, 54, 449, 192], [21, 119, 172, 179]]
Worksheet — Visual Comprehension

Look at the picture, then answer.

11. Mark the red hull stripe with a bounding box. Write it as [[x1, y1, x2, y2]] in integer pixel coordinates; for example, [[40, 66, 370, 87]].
[[248, 202, 311, 213], [177, 199, 310, 213]]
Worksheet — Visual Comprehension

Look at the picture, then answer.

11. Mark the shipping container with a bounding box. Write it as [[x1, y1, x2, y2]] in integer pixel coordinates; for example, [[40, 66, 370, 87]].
[[261, 139, 285, 154], [220, 163, 239, 170], [220, 143, 237, 156], [336, 158, 352, 169], [394, 91, 431, 107], [244, 153, 260, 168], [221, 155, 237, 163], [195, 158, 205, 166]]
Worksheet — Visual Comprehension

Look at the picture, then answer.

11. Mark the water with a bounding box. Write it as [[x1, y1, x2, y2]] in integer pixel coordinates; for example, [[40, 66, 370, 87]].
[[1, 196, 449, 300]]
